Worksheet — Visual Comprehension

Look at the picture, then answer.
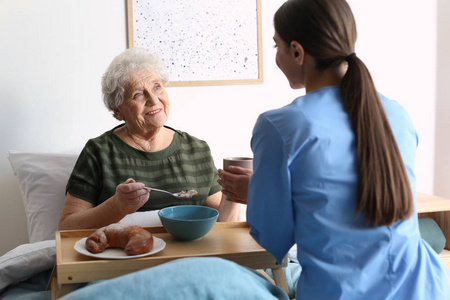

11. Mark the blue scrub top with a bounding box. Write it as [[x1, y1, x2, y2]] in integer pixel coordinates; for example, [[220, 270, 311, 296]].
[[247, 86, 450, 299]]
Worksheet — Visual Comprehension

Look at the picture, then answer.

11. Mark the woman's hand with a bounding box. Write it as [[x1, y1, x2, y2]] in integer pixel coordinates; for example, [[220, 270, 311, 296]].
[[217, 166, 252, 204], [111, 178, 150, 215]]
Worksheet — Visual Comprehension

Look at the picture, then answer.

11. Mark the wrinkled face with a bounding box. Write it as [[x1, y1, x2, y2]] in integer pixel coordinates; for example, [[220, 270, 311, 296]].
[[116, 69, 170, 134], [274, 31, 304, 89]]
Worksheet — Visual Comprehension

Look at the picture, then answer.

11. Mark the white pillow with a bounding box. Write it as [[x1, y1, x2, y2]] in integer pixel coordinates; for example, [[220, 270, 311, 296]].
[[0, 240, 55, 293], [8, 151, 79, 243], [7, 150, 164, 243]]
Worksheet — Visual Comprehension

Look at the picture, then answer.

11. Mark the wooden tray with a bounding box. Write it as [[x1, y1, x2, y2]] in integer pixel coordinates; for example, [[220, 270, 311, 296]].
[[55, 221, 286, 285], [417, 192, 450, 213]]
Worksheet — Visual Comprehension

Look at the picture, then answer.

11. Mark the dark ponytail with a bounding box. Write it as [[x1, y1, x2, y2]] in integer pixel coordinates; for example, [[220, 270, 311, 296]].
[[275, 0, 413, 226], [342, 55, 413, 225]]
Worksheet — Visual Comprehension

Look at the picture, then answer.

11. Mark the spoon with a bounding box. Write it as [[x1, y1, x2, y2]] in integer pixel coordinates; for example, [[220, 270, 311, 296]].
[[144, 187, 198, 199]]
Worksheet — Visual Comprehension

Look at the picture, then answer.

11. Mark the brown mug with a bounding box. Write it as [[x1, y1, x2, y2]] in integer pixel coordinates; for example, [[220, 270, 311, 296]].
[[223, 157, 253, 171], [222, 157, 253, 201]]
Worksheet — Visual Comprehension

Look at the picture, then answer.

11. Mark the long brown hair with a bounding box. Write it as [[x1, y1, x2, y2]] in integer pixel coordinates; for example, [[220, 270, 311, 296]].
[[274, 0, 413, 226]]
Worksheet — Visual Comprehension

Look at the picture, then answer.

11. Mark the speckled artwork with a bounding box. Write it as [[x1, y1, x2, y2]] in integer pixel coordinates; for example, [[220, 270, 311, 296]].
[[129, 0, 261, 85]]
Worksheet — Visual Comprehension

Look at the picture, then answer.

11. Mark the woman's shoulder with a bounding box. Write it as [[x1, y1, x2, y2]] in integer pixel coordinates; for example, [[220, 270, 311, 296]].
[[378, 93, 406, 111], [262, 86, 341, 115], [165, 126, 211, 149], [78, 125, 124, 156], [84, 127, 116, 146], [257, 90, 329, 128], [378, 93, 413, 124], [260, 97, 304, 120]]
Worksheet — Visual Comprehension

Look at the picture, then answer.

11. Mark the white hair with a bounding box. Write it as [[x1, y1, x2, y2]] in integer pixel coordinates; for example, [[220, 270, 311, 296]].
[[101, 47, 169, 117]]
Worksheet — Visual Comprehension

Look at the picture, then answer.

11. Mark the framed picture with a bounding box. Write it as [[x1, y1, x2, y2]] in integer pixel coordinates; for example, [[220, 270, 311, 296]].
[[126, 0, 263, 87]]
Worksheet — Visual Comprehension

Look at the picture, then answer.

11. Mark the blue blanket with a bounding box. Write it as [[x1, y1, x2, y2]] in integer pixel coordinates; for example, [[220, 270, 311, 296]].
[[0, 269, 52, 300], [60, 257, 290, 300], [1, 256, 300, 299]]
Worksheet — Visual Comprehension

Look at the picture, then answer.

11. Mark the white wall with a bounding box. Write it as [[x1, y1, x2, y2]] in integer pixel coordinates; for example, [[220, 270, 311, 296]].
[[0, 0, 441, 256], [435, 0, 450, 198]]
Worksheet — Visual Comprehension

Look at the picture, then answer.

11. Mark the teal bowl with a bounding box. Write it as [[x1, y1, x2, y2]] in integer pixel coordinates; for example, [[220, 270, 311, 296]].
[[158, 205, 219, 240]]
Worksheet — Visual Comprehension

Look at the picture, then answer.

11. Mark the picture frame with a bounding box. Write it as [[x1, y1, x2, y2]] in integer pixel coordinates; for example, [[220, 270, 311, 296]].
[[126, 0, 263, 87]]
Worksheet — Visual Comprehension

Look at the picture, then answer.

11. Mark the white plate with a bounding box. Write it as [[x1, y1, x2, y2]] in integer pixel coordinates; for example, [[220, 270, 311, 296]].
[[74, 236, 166, 259]]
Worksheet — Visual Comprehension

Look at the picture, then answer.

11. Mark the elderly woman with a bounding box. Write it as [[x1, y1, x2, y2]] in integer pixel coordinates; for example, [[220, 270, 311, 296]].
[[58, 47, 240, 230]]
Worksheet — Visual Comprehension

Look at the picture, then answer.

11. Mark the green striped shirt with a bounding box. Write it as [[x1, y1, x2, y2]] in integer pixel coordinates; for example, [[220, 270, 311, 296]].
[[66, 124, 221, 210]]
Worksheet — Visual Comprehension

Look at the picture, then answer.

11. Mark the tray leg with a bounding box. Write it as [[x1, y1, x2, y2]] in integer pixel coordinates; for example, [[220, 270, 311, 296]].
[[50, 266, 58, 300], [48, 265, 74, 299], [272, 267, 289, 295], [57, 284, 73, 298], [257, 269, 275, 285]]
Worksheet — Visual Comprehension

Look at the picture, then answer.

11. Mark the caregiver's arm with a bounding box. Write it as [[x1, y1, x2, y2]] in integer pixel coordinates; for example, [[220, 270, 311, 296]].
[[205, 192, 241, 222], [247, 114, 295, 264]]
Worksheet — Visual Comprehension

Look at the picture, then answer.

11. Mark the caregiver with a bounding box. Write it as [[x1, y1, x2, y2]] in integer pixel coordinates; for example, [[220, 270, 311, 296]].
[[218, 0, 450, 299]]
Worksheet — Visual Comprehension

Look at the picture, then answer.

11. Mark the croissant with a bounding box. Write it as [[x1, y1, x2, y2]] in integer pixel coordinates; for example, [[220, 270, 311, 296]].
[[85, 224, 154, 255]]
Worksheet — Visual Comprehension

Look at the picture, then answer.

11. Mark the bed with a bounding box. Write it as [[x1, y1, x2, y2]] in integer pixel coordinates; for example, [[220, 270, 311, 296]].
[[1, 151, 300, 299]]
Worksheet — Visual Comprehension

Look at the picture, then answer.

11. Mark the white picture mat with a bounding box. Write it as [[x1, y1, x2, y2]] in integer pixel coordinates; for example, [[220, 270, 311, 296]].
[[127, 0, 263, 86]]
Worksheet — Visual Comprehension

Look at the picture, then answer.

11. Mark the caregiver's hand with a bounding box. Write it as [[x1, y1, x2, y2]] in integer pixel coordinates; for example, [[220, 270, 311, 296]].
[[217, 166, 252, 204], [112, 178, 150, 214]]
